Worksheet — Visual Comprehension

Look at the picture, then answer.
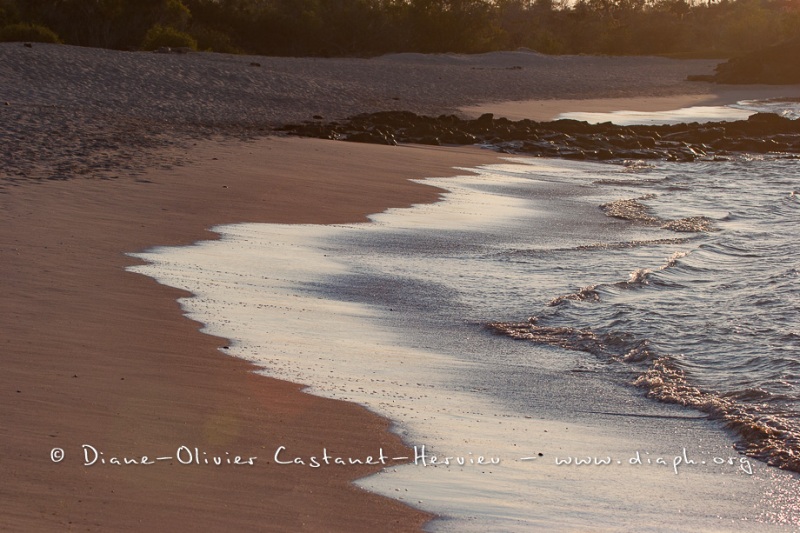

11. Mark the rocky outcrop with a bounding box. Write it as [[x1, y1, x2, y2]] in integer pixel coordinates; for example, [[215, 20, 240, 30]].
[[277, 111, 800, 162], [709, 38, 800, 84]]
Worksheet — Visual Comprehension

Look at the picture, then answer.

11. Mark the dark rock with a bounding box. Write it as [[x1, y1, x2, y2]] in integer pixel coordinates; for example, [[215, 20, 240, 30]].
[[476, 113, 494, 126], [712, 37, 800, 84], [551, 119, 593, 134], [418, 136, 441, 146], [747, 112, 793, 125], [276, 110, 800, 162], [686, 74, 715, 82], [596, 149, 616, 160], [346, 130, 396, 145], [724, 138, 772, 153], [639, 136, 657, 148], [691, 127, 726, 144], [560, 150, 587, 160]]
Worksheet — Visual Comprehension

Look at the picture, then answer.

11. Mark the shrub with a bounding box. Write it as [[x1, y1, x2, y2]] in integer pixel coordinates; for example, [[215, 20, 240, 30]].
[[162, 0, 192, 30], [141, 24, 197, 51], [0, 23, 61, 44], [190, 26, 242, 54]]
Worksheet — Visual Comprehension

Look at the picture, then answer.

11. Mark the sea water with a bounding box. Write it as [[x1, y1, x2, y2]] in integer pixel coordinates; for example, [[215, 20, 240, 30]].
[[128, 102, 800, 531], [558, 97, 800, 125]]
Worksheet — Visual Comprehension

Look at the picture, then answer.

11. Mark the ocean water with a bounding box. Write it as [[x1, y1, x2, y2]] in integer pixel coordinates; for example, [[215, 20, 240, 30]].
[[558, 97, 800, 125], [128, 101, 800, 530], [489, 156, 800, 471], [558, 105, 753, 125], [735, 98, 800, 120]]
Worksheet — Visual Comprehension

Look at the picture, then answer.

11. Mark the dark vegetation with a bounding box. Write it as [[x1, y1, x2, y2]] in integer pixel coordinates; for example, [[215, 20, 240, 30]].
[[711, 37, 800, 83], [0, 0, 798, 59]]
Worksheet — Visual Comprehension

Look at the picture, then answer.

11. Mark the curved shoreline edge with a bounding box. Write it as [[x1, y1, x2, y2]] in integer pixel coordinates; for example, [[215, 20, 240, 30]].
[[4, 42, 800, 530], [0, 137, 499, 531]]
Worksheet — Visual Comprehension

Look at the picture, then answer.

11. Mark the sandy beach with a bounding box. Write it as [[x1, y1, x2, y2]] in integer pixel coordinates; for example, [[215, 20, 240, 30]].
[[2, 43, 799, 531], [1, 136, 500, 531]]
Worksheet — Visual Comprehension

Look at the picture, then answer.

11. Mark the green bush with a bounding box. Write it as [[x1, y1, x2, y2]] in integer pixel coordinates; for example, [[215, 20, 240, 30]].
[[163, 0, 192, 30], [141, 24, 197, 51], [0, 22, 61, 44], [190, 26, 242, 54]]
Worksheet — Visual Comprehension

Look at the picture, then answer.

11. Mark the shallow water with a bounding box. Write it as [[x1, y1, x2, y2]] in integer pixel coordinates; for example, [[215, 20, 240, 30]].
[[489, 156, 800, 473], [735, 98, 800, 120], [557, 97, 800, 125], [129, 150, 800, 530], [558, 105, 753, 125]]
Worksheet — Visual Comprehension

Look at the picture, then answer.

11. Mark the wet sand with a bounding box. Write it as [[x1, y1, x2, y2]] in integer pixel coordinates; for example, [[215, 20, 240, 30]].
[[459, 86, 800, 121], [3, 42, 797, 531], [0, 137, 499, 531]]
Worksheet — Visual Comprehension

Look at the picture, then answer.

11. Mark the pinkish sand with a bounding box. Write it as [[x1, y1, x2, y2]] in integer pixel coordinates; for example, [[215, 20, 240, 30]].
[[3, 43, 800, 531]]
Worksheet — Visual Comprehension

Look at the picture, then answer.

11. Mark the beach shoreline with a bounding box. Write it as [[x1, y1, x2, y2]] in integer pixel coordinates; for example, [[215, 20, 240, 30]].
[[3, 43, 800, 531], [459, 86, 800, 121], [0, 137, 500, 531], [128, 158, 800, 531]]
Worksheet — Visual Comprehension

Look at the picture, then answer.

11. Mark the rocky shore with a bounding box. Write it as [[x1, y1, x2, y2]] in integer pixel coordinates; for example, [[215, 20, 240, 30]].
[[279, 110, 800, 162], [1, 43, 723, 186], [706, 38, 800, 85]]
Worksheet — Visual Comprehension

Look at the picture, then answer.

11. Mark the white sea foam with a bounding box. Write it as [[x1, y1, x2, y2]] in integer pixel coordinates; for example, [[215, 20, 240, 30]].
[[128, 159, 798, 531], [557, 98, 800, 126], [732, 98, 800, 120], [557, 105, 753, 125]]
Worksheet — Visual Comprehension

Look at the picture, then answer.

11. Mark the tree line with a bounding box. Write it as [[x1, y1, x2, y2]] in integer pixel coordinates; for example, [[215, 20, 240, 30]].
[[1, 0, 798, 57]]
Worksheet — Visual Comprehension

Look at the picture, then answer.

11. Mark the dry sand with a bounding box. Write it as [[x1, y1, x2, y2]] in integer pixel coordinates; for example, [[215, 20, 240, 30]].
[[1, 43, 796, 531], [1, 43, 725, 186], [0, 137, 500, 531]]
